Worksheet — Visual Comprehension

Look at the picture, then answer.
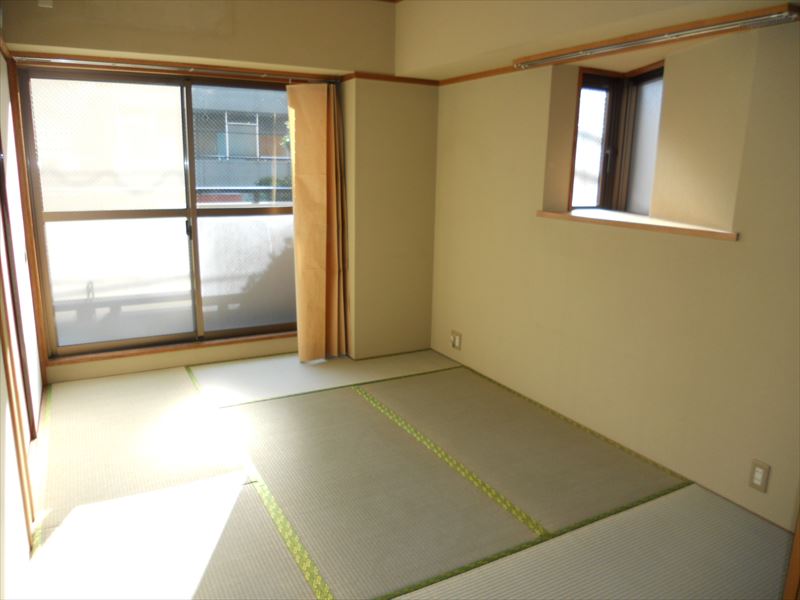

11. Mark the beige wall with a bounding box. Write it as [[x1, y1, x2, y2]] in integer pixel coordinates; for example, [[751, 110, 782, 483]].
[[431, 24, 799, 530], [395, 0, 774, 79], [344, 78, 438, 358], [651, 33, 758, 230], [541, 65, 579, 213], [1, 0, 394, 74]]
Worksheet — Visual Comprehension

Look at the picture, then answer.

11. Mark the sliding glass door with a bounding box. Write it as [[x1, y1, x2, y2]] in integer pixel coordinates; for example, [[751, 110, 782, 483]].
[[22, 72, 296, 355]]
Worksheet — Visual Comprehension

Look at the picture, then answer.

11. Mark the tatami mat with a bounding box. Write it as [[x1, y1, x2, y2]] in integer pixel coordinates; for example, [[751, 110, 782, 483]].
[[23, 474, 251, 600], [32, 352, 780, 600], [193, 484, 315, 600], [40, 368, 249, 531], [189, 349, 457, 406], [363, 368, 685, 532], [231, 386, 535, 599], [402, 484, 793, 600]]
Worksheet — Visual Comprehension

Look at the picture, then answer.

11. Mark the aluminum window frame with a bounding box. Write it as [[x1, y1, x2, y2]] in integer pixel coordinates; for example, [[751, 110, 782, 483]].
[[19, 67, 296, 357], [568, 64, 665, 213]]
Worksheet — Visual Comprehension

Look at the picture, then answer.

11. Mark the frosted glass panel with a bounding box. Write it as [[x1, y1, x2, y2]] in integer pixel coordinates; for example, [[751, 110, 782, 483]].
[[29, 78, 186, 212], [46, 219, 194, 346], [192, 86, 292, 208], [626, 78, 664, 215], [198, 215, 295, 331], [571, 88, 608, 208]]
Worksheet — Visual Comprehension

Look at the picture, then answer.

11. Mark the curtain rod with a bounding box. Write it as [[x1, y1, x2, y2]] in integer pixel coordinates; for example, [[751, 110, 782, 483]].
[[514, 8, 799, 70], [13, 54, 341, 84]]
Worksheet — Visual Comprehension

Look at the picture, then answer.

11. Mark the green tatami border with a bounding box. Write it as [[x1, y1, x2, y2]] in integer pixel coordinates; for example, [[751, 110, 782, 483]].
[[184, 358, 692, 600], [185, 365, 334, 599], [248, 474, 335, 600], [39, 372, 332, 599], [354, 384, 549, 538], [185, 365, 202, 391], [355, 371, 692, 599], [186, 359, 685, 482], [377, 480, 692, 600]]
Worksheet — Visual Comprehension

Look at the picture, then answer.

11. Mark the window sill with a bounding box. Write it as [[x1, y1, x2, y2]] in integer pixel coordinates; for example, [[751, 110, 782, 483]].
[[46, 330, 298, 367], [537, 209, 739, 241]]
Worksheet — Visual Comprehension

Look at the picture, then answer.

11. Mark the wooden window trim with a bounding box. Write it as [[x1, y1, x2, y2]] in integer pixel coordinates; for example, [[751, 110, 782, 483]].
[[537, 209, 739, 242], [12, 52, 337, 86], [0, 81, 38, 438], [0, 122, 35, 546], [7, 4, 793, 89], [5, 57, 50, 393]]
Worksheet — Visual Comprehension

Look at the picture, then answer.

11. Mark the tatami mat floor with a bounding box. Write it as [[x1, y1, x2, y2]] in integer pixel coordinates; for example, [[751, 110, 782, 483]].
[[189, 349, 458, 406], [401, 484, 792, 600], [20, 351, 792, 599]]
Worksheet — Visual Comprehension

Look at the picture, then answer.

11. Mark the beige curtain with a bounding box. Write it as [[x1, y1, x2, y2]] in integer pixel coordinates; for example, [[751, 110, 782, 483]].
[[287, 84, 348, 362]]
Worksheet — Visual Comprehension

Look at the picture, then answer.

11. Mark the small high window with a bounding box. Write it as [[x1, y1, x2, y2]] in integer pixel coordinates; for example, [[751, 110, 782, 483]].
[[569, 65, 664, 215]]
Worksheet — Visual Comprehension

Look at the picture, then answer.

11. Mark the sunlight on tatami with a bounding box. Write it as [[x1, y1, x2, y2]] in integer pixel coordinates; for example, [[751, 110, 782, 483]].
[[23, 473, 245, 600], [22, 351, 456, 599]]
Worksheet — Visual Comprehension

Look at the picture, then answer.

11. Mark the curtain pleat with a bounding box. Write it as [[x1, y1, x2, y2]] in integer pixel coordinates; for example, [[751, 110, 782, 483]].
[[287, 83, 348, 362]]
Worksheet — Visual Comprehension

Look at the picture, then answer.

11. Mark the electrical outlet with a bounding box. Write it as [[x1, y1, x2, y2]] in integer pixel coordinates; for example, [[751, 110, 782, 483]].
[[749, 459, 770, 493], [450, 330, 462, 350]]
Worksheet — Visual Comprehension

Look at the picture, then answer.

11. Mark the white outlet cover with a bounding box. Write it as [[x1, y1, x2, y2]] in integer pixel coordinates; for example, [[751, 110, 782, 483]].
[[749, 460, 770, 493], [450, 331, 462, 350]]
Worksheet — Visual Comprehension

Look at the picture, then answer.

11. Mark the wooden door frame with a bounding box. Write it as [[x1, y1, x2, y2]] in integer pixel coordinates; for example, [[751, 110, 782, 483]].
[[0, 41, 35, 549], [785, 510, 800, 600], [0, 133, 34, 547]]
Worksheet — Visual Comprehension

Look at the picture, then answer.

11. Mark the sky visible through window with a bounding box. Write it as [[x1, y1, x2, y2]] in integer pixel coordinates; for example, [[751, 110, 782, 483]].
[[571, 87, 608, 208]]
